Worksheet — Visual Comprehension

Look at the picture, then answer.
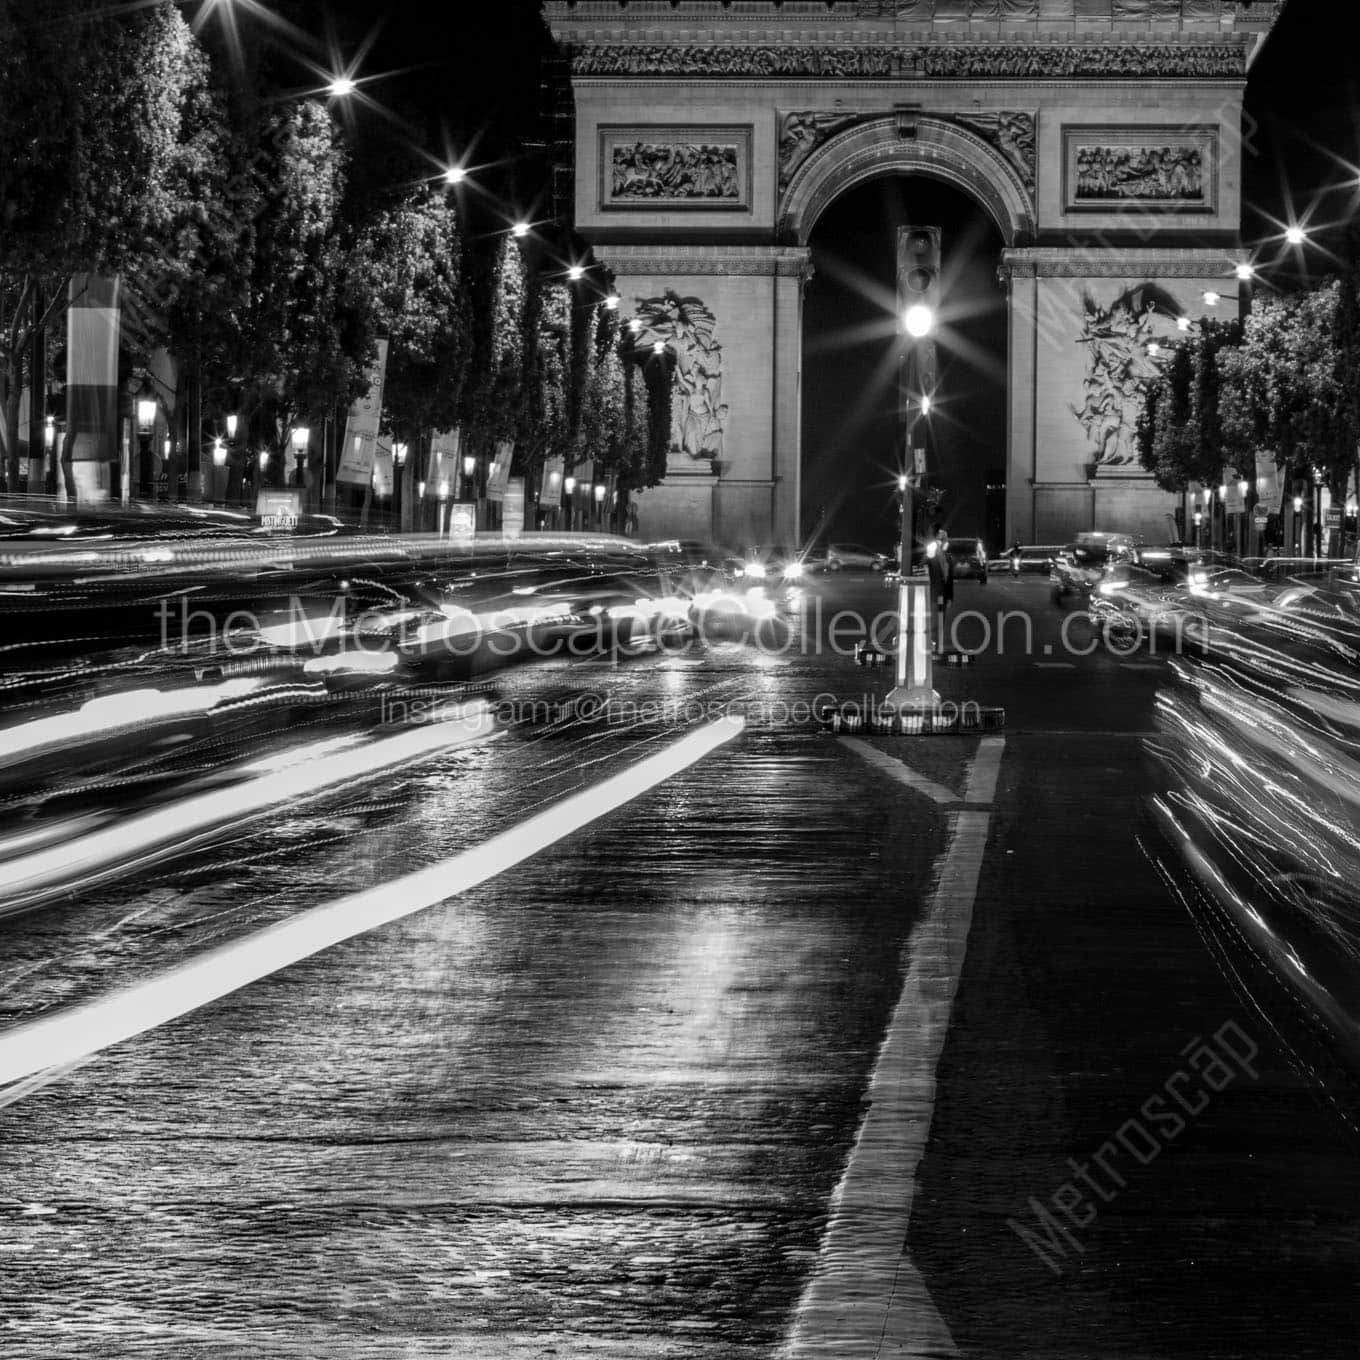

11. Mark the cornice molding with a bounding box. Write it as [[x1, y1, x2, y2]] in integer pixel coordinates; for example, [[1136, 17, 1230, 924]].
[[1001, 245, 1243, 277], [595, 244, 815, 278], [567, 41, 1249, 79]]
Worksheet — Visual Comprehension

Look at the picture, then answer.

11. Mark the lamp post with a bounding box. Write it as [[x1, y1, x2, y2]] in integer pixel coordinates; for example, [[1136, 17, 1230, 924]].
[[1238, 478, 1250, 557], [564, 474, 576, 532], [462, 453, 476, 502], [43, 417, 55, 496], [211, 438, 227, 503], [136, 393, 157, 500], [291, 426, 310, 490], [393, 441, 408, 531]]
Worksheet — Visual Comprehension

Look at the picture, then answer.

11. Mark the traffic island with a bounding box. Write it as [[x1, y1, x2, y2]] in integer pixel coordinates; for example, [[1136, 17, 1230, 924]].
[[827, 578, 1004, 735]]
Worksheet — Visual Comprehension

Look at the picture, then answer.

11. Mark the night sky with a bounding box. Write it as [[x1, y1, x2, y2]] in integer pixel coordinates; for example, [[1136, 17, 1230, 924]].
[[232, 1, 1350, 546]]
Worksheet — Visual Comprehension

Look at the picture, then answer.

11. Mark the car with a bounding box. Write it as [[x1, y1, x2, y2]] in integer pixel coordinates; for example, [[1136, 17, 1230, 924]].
[[989, 544, 1062, 575], [825, 542, 891, 572], [1051, 535, 1136, 601], [943, 536, 989, 582], [738, 544, 812, 584]]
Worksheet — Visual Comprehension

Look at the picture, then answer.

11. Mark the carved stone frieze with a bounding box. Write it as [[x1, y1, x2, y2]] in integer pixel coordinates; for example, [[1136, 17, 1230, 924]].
[[570, 42, 1247, 80], [778, 108, 1036, 199]]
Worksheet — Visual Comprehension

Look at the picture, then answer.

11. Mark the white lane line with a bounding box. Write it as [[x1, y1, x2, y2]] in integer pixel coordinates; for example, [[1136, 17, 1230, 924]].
[[0, 717, 746, 1091], [965, 735, 1006, 805], [784, 742, 1002, 1360], [839, 737, 960, 806], [1034, 661, 1076, 669]]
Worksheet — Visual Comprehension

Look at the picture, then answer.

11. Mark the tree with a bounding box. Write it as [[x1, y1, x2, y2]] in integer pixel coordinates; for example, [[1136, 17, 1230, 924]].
[[522, 281, 573, 500], [0, 0, 227, 489], [354, 188, 472, 522], [469, 237, 528, 454], [224, 101, 375, 490]]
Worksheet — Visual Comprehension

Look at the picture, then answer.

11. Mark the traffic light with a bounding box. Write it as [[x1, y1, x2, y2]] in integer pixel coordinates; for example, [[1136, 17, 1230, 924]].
[[898, 226, 940, 340], [898, 226, 940, 411]]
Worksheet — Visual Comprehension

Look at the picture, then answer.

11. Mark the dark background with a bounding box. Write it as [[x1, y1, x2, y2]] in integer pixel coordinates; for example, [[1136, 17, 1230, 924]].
[[217, 0, 1351, 547]]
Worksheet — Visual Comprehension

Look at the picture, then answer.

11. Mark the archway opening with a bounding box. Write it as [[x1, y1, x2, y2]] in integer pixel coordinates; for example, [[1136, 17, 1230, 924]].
[[801, 175, 1007, 555]]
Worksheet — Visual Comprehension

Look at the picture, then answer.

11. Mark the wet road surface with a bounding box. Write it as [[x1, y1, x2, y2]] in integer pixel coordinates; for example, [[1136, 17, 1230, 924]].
[[2, 573, 1359, 1357]]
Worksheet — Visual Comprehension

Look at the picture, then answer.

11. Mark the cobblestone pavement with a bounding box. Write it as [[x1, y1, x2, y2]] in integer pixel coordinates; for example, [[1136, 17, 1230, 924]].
[[1, 575, 1358, 1357]]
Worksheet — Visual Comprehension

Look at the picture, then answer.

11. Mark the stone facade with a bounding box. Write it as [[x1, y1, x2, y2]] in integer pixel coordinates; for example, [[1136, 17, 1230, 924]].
[[543, 0, 1283, 547]]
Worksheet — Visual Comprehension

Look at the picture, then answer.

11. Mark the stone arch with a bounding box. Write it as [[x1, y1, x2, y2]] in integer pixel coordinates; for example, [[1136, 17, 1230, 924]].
[[779, 116, 1036, 249]]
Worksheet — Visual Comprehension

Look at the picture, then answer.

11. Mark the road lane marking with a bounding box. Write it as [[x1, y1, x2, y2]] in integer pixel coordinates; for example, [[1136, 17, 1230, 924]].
[[965, 735, 1005, 804], [838, 737, 960, 805], [0, 717, 746, 1091], [784, 742, 1003, 1359], [1034, 661, 1076, 669]]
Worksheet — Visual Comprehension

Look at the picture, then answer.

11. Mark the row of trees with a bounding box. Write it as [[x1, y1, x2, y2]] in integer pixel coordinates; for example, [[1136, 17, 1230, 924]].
[[0, 0, 668, 513], [1137, 257, 1360, 535]]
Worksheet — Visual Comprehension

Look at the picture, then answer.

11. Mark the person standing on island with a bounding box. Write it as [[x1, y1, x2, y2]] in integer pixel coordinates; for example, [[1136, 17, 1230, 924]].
[[926, 523, 954, 655]]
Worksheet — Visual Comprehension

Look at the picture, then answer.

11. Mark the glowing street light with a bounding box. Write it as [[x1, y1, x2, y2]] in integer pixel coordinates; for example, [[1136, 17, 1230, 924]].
[[1239, 478, 1249, 497], [1147, 342, 1162, 357], [327, 75, 357, 97], [652, 341, 665, 356], [211, 439, 227, 468], [1285, 225, 1307, 246], [567, 265, 585, 282], [444, 166, 467, 186], [902, 304, 934, 339], [897, 473, 908, 492], [564, 476, 576, 495], [225, 412, 239, 440], [920, 394, 932, 415], [511, 221, 530, 239], [1177, 315, 1192, 332], [1235, 262, 1255, 281], [1202, 290, 1222, 306], [604, 295, 620, 310]]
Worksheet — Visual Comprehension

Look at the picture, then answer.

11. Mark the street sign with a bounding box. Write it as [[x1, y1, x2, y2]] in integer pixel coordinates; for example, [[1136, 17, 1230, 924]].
[[1327, 506, 1343, 528], [256, 489, 302, 531], [337, 338, 389, 486], [448, 501, 476, 545], [1253, 505, 1270, 529]]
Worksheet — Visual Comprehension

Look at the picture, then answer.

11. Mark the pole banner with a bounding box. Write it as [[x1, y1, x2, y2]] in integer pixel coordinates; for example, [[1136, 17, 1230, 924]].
[[540, 456, 565, 508], [336, 338, 389, 486], [66, 274, 121, 502]]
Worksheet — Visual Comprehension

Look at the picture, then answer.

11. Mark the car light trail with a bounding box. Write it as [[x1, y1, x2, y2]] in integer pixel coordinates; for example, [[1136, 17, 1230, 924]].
[[0, 707, 499, 914], [0, 716, 745, 1088]]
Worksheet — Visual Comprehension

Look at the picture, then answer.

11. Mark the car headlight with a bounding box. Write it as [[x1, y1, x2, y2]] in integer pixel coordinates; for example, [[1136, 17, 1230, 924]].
[[742, 561, 766, 579]]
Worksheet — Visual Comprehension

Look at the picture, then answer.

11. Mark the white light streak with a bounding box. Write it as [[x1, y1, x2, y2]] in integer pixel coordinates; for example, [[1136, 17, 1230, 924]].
[[0, 718, 745, 1087]]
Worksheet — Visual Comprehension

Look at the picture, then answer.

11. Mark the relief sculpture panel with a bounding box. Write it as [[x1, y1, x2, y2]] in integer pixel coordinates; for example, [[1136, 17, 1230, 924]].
[[1064, 126, 1217, 212], [601, 127, 751, 210]]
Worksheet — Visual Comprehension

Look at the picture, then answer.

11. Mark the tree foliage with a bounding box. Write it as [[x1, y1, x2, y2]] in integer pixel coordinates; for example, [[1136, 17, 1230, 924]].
[[354, 188, 472, 442]]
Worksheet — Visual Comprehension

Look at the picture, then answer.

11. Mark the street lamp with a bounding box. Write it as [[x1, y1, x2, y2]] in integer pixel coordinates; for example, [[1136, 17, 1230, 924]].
[[444, 165, 467, 186], [1235, 262, 1255, 281], [136, 392, 157, 499], [511, 221, 530, 239], [327, 75, 357, 97], [1285, 225, 1307, 246], [567, 265, 584, 282], [43, 417, 55, 495], [462, 452, 476, 501], [604, 294, 620, 311], [225, 412, 239, 440], [920, 394, 932, 416], [291, 426, 309, 487]]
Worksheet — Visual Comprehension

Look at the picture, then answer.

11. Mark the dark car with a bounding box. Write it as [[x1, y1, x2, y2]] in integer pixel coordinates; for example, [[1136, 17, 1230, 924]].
[[944, 536, 989, 583], [1051, 534, 1136, 601]]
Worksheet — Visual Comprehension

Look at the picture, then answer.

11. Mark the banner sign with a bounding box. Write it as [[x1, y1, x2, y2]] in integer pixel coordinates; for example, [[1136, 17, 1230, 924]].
[[1254, 449, 1280, 506], [428, 427, 460, 490], [540, 456, 565, 509], [256, 489, 303, 531], [1224, 481, 1245, 514], [336, 338, 389, 485], [372, 436, 395, 498], [503, 478, 525, 538], [486, 441, 513, 502], [449, 501, 476, 545], [67, 273, 121, 501]]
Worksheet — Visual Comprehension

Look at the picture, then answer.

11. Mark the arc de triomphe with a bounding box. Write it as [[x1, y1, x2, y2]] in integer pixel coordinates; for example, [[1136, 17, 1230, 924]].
[[543, 0, 1283, 548]]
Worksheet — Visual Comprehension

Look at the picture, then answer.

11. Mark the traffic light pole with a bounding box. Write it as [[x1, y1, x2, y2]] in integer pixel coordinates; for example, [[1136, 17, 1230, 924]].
[[888, 345, 938, 711]]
